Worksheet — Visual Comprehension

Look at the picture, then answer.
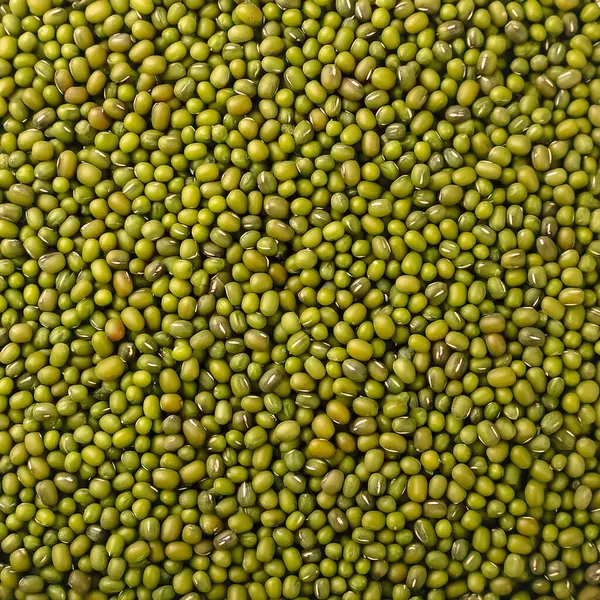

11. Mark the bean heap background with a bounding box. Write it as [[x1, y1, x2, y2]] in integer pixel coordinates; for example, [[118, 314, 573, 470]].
[[1, 0, 600, 598]]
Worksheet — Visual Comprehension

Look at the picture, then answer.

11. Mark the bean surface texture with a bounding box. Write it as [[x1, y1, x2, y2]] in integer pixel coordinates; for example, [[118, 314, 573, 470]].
[[0, 0, 600, 599]]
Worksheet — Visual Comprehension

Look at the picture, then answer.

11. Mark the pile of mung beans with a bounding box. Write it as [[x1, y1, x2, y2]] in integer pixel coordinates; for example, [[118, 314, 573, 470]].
[[0, 0, 600, 598]]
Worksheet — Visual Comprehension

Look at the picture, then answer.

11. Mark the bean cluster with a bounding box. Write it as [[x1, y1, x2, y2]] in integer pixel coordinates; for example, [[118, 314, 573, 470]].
[[0, 0, 600, 599]]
